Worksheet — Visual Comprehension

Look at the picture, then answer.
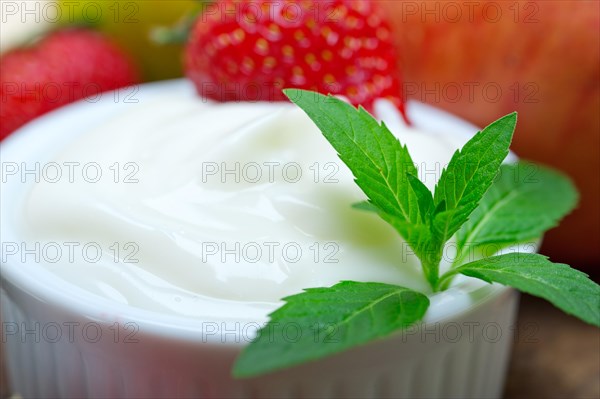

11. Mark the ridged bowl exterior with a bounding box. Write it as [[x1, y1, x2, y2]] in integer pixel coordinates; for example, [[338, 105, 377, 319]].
[[2, 278, 518, 399]]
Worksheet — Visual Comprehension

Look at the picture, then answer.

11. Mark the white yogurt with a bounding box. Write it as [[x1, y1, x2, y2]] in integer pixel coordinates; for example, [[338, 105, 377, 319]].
[[19, 92, 470, 320]]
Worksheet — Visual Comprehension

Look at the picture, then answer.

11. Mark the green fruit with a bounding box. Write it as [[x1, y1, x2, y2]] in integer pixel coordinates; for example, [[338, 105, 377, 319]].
[[58, 0, 196, 81]]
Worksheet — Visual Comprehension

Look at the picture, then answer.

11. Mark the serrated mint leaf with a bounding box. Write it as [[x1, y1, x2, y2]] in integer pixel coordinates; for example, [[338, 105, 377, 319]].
[[432, 113, 517, 244], [284, 89, 421, 226], [407, 173, 434, 224], [445, 253, 600, 327], [232, 281, 429, 378], [455, 162, 578, 257], [285, 89, 443, 287]]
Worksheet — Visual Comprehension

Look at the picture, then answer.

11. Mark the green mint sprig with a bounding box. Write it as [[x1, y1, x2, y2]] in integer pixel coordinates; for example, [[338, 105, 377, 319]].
[[453, 162, 578, 267], [233, 282, 429, 378], [233, 89, 599, 378]]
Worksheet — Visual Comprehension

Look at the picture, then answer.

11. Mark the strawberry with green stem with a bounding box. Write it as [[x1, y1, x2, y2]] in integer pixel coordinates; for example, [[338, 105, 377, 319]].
[[184, 0, 407, 120]]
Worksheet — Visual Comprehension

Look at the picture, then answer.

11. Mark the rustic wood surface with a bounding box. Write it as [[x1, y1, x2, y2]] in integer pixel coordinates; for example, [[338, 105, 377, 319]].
[[2, 294, 598, 398], [504, 294, 600, 399]]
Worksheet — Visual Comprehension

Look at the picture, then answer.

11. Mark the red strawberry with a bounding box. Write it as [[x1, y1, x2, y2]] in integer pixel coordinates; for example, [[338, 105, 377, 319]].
[[0, 28, 139, 140], [185, 0, 407, 119]]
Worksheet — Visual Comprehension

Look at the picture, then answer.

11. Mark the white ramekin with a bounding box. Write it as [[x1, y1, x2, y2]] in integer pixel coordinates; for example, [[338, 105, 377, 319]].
[[1, 80, 522, 399]]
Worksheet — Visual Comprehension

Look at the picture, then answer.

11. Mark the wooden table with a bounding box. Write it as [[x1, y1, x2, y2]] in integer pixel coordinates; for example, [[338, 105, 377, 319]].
[[504, 294, 600, 398], [2, 294, 598, 398]]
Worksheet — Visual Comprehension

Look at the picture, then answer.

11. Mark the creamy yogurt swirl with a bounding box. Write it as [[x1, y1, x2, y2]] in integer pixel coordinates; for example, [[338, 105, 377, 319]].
[[21, 92, 469, 320]]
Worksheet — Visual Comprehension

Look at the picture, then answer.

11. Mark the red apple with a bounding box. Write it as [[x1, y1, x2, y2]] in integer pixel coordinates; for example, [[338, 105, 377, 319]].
[[380, 0, 600, 269]]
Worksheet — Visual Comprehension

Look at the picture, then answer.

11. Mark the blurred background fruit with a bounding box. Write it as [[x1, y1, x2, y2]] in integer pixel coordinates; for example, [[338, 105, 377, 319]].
[[56, 0, 197, 81], [0, 28, 139, 139], [380, 0, 600, 270]]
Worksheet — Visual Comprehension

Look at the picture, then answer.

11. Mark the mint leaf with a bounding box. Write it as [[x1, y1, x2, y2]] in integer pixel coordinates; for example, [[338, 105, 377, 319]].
[[455, 162, 578, 257], [407, 173, 434, 224], [432, 113, 517, 244], [285, 89, 442, 286], [441, 253, 600, 327], [232, 281, 429, 378], [352, 200, 379, 212], [283, 89, 420, 226], [230, 92, 594, 379]]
